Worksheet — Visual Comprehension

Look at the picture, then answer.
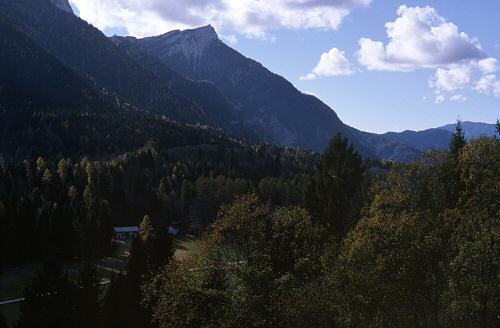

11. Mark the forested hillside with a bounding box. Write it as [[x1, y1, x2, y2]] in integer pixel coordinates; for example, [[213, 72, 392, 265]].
[[0, 0, 255, 140], [4, 127, 498, 328], [0, 8, 317, 271]]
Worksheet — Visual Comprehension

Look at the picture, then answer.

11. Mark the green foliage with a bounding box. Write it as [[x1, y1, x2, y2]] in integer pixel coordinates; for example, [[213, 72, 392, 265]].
[[439, 137, 500, 327], [143, 262, 232, 328], [143, 137, 499, 328], [307, 134, 367, 239], [332, 137, 499, 328], [144, 194, 324, 327]]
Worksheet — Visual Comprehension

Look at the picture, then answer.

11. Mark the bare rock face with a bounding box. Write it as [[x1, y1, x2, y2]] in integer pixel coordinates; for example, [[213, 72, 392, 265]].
[[50, 0, 73, 14]]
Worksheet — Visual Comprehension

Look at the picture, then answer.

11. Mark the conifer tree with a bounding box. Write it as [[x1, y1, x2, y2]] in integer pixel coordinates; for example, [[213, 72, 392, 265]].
[[41, 168, 53, 185], [36, 157, 46, 174], [57, 159, 70, 185], [450, 119, 467, 156], [306, 134, 366, 239]]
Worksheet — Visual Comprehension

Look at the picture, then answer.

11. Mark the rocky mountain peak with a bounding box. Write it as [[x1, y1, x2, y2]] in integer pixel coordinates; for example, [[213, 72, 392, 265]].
[[147, 25, 220, 64], [49, 0, 74, 14]]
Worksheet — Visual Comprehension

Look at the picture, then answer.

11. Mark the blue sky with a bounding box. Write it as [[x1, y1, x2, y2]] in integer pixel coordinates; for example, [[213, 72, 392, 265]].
[[70, 0, 500, 133]]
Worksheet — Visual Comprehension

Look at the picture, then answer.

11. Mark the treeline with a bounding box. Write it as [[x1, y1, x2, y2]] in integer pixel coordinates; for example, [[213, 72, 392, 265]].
[[0, 138, 315, 268], [9, 125, 499, 327]]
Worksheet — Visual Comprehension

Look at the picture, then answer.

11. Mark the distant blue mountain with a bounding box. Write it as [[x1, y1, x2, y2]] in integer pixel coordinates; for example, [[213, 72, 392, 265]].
[[438, 122, 497, 139], [380, 122, 497, 155]]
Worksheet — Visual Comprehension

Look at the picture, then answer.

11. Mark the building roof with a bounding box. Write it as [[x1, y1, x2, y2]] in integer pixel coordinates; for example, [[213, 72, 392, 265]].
[[113, 226, 139, 233]]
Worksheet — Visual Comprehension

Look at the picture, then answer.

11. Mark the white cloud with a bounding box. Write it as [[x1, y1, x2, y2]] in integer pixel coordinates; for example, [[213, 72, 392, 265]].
[[475, 75, 500, 96], [357, 5, 499, 103], [300, 73, 317, 81], [478, 57, 498, 74], [430, 64, 473, 93], [450, 94, 467, 103], [300, 48, 354, 80], [221, 34, 238, 45], [429, 59, 500, 100], [357, 5, 484, 71], [69, 0, 372, 39]]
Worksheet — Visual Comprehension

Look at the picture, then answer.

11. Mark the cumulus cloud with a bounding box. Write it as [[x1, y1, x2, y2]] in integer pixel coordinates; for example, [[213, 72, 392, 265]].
[[69, 0, 372, 38], [475, 75, 500, 96], [429, 59, 500, 102], [357, 5, 499, 103], [430, 64, 473, 93], [357, 5, 484, 71], [478, 57, 498, 74], [300, 48, 354, 80]]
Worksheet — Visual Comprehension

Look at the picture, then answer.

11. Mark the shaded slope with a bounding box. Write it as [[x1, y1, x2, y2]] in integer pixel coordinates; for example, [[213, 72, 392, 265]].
[[120, 26, 369, 154], [0, 0, 210, 124], [111, 35, 257, 141]]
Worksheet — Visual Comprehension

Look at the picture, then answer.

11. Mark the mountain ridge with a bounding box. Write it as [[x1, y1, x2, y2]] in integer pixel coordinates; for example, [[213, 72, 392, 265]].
[[1, 0, 494, 162], [113, 26, 424, 160], [123, 25, 497, 160], [438, 121, 496, 139]]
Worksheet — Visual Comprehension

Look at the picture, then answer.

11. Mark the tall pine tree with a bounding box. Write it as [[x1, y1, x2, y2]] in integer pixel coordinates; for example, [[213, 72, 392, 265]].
[[306, 134, 366, 239], [450, 119, 467, 157]]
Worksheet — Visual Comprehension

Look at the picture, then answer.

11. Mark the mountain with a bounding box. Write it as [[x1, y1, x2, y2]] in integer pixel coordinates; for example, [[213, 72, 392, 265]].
[[379, 122, 497, 155], [0, 17, 276, 161], [110, 35, 258, 140], [439, 122, 497, 139], [111, 26, 433, 161], [0, 0, 421, 161], [49, 0, 73, 13], [112, 26, 370, 152], [0, 16, 100, 110], [0, 0, 259, 139], [381, 128, 452, 152], [2, 0, 489, 162]]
